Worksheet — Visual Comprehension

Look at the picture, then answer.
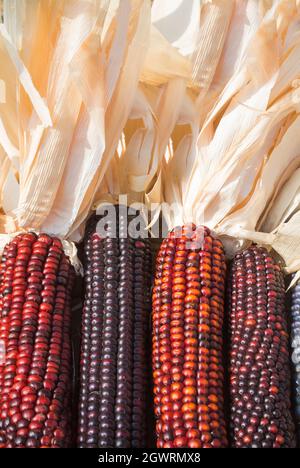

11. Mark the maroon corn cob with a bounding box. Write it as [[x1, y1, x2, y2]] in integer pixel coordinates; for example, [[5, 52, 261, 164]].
[[290, 277, 300, 444], [77, 209, 152, 448], [228, 246, 296, 448], [152, 225, 228, 448], [0, 233, 74, 448]]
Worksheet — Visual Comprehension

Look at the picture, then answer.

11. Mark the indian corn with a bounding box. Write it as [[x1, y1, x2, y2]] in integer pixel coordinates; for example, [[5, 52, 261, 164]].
[[152, 225, 228, 448], [291, 279, 300, 444], [0, 233, 74, 448], [228, 246, 296, 448], [77, 209, 152, 448]]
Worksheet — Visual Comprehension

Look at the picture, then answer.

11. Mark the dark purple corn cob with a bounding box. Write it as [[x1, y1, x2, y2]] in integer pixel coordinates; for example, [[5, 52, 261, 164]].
[[291, 278, 300, 444], [228, 246, 296, 448], [0, 233, 74, 448], [77, 207, 152, 448]]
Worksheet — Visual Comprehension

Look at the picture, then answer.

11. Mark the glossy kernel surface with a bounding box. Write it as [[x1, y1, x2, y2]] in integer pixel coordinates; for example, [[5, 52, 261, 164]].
[[77, 209, 152, 448], [152, 226, 228, 448], [0, 233, 74, 448], [228, 247, 296, 448]]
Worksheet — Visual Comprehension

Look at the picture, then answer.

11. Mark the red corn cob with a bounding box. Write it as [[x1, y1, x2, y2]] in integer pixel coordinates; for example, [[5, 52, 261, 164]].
[[0, 233, 74, 448], [152, 225, 228, 448], [228, 246, 296, 448]]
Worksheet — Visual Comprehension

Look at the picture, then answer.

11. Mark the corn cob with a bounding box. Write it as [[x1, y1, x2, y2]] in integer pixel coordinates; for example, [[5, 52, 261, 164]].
[[291, 279, 300, 444], [228, 246, 296, 448], [0, 233, 74, 448], [152, 225, 228, 448], [77, 208, 152, 448]]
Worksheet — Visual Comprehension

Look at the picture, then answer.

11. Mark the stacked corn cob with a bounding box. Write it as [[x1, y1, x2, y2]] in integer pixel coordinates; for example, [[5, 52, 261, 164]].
[[152, 225, 228, 448], [291, 280, 300, 444], [0, 233, 74, 448], [78, 207, 152, 448], [228, 246, 296, 448]]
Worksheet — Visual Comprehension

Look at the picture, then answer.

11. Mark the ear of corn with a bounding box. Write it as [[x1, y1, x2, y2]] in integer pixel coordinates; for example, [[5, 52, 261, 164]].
[[228, 246, 296, 448], [0, 233, 74, 448], [77, 208, 152, 448], [291, 279, 300, 444], [152, 225, 228, 449]]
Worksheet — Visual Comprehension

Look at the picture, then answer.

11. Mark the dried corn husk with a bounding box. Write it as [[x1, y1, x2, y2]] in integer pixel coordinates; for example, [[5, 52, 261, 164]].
[[0, 0, 151, 267], [261, 168, 300, 233], [151, 0, 234, 92], [69, 0, 152, 240], [1, 0, 300, 281], [235, 162, 300, 284], [90, 4, 196, 225], [151, 0, 200, 57], [92, 79, 186, 229], [152, 0, 300, 280], [94, 84, 157, 206], [140, 25, 191, 87], [154, 0, 279, 223], [162, 90, 199, 228]]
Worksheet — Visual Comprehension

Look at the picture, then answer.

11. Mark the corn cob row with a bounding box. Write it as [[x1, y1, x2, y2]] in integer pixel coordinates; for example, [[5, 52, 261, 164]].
[[228, 246, 296, 448], [78, 209, 152, 448], [0, 233, 74, 448], [152, 225, 228, 448], [291, 279, 300, 444], [131, 235, 151, 447]]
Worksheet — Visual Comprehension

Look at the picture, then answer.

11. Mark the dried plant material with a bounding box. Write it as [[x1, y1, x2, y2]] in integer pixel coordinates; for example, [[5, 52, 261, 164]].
[[104, 0, 131, 106], [163, 90, 199, 227], [98, 0, 151, 179], [213, 0, 263, 91], [2, 166, 19, 215], [1, 0, 300, 283], [94, 84, 157, 205], [270, 39, 300, 103], [68, 0, 151, 240], [151, 0, 200, 57], [0, 0, 151, 247], [0, 146, 11, 209], [41, 30, 105, 238], [92, 9, 193, 220], [261, 168, 300, 232], [191, 0, 234, 92], [152, 0, 300, 279], [144, 79, 187, 214], [140, 25, 191, 86], [0, 25, 28, 167], [0, 0, 102, 231], [165, 3, 282, 228], [217, 115, 300, 235], [272, 211, 300, 274], [118, 86, 157, 195], [15, 0, 98, 229], [151, 0, 234, 93], [92, 78, 186, 213], [229, 206, 300, 283], [246, 155, 300, 281]]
